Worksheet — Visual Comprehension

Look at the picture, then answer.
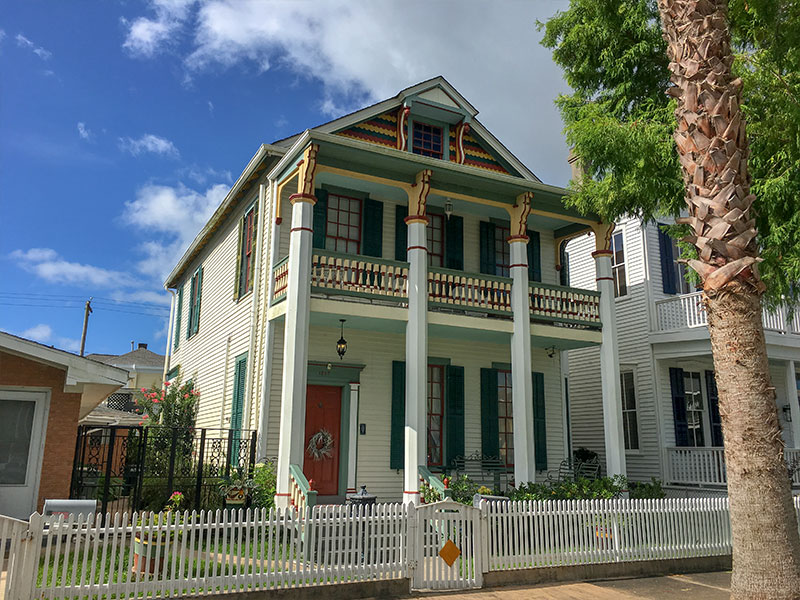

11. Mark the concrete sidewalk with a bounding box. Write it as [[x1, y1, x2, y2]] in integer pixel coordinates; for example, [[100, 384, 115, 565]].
[[414, 571, 731, 599]]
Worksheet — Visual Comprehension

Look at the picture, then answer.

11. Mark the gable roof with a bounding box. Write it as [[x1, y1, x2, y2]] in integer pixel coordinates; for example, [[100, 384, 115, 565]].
[[87, 347, 165, 370], [272, 76, 540, 182]]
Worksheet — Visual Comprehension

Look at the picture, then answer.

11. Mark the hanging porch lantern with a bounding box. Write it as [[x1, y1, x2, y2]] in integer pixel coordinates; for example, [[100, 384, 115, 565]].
[[336, 319, 348, 359]]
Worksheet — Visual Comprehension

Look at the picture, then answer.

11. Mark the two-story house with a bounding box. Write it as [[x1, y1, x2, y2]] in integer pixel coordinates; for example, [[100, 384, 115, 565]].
[[566, 209, 800, 494], [163, 77, 627, 505]]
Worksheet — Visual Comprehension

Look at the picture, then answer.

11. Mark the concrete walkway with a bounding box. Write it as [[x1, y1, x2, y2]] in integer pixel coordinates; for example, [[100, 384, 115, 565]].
[[413, 571, 731, 599]]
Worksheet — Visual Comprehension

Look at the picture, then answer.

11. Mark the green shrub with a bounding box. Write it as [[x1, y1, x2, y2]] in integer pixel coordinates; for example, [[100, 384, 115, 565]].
[[250, 461, 277, 510], [628, 477, 666, 499], [509, 475, 628, 501]]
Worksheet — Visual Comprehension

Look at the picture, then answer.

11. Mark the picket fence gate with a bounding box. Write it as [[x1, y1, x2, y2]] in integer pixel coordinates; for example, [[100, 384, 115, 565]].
[[4, 496, 799, 599]]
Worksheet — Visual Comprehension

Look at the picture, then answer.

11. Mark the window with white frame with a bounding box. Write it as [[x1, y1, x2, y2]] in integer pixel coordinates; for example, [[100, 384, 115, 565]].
[[412, 121, 444, 159], [611, 231, 627, 297], [325, 193, 362, 254], [620, 370, 639, 450], [670, 237, 693, 294], [683, 371, 705, 447]]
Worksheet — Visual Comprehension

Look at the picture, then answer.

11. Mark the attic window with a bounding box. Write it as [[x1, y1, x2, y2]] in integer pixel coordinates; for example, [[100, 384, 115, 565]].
[[412, 122, 443, 159]]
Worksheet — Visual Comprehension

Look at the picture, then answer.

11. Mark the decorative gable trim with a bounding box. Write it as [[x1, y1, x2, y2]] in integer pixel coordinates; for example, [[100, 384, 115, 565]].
[[336, 110, 398, 149]]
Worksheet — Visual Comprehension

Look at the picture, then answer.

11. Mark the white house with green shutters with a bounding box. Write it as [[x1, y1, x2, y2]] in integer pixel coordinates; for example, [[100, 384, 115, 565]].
[[565, 213, 800, 494], [163, 77, 627, 506]]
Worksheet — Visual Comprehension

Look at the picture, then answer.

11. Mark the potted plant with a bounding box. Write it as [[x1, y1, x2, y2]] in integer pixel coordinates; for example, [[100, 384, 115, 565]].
[[219, 469, 255, 508], [132, 491, 184, 575]]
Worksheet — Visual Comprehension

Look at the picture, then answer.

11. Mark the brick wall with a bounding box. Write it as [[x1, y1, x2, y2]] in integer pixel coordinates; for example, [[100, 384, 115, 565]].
[[0, 350, 81, 510]]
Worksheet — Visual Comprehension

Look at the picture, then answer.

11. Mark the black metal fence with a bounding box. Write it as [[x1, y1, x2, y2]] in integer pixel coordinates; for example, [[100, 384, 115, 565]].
[[70, 425, 257, 514]]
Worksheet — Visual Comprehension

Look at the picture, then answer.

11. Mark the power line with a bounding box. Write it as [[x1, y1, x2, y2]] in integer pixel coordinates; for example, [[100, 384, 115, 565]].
[[0, 301, 168, 318], [0, 292, 170, 310]]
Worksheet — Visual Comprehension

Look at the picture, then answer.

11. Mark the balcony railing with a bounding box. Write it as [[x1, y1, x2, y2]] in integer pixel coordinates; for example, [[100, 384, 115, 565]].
[[655, 291, 800, 335], [666, 446, 800, 487], [271, 250, 601, 329]]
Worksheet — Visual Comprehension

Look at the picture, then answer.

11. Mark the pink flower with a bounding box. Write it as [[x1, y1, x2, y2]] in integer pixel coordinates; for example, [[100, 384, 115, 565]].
[[153, 399, 160, 404], [142, 414, 149, 419], [138, 421, 144, 426], [184, 394, 189, 399], [164, 381, 171, 387], [140, 388, 147, 393]]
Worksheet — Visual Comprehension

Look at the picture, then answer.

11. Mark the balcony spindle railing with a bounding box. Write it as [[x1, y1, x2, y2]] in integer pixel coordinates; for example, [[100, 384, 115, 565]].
[[428, 267, 512, 313], [311, 251, 408, 300], [667, 446, 800, 487], [271, 256, 289, 304]]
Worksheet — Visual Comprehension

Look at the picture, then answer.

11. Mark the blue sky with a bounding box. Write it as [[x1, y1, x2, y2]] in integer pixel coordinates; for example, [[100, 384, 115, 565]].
[[1, 0, 571, 356]]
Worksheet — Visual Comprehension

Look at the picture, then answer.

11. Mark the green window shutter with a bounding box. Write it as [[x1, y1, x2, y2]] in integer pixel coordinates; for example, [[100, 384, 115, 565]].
[[444, 365, 465, 469], [705, 370, 724, 447], [234, 213, 245, 300], [528, 230, 541, 282], [480, 368, 499, 458], [312, 188, 328, 249], [479, 221, 496, 274], [173, 285, 183, 350], [559, 241, 569, 287], [394, 204, 408, 261], [532, 371, 547, 471], [445, 215, 464, 270], [669, 367, 689, 446], [390, 361, 406, 470], [230, 353, 247, 464], [195, 266, 203, 334], [362, 197, 384, 257]]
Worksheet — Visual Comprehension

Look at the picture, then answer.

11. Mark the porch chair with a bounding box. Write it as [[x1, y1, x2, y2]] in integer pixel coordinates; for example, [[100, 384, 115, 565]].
[[450, 452, 509, 492]]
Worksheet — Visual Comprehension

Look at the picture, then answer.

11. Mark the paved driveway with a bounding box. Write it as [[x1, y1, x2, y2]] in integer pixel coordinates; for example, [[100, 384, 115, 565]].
[[412, 571, 731, 599]]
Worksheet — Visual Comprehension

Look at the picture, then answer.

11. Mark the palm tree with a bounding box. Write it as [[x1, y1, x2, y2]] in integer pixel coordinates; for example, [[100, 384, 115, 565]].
[[657, 0, 800, 596]]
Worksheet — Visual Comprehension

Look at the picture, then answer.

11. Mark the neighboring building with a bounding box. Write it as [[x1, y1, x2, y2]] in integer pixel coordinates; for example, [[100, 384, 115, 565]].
[[164, 77, 625, 505], [84, 343, 164, 424], [0, 331, 128, 519], [566, 213, 800, 494]]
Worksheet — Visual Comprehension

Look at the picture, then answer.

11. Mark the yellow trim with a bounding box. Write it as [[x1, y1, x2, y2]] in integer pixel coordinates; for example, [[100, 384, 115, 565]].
[[530, 208, 598, 226], [275, 169, 298, 221]]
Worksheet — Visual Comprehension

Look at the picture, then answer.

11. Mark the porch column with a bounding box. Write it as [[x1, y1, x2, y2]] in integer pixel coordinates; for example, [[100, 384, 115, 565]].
[[508, 193, 535, 485], [275, 144, 318, 509], [404, 170, 432, 506], [786, 360, 800, 449], [591, 223, 627, 478], [346, 383, 360, 494]]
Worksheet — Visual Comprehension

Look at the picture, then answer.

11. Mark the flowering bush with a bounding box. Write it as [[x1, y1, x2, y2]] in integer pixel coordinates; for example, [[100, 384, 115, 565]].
[[165, 491, 185, 512], [136, 373, 199, 430]]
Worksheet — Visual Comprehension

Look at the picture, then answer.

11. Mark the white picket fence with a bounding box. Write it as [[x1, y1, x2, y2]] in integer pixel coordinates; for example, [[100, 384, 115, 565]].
[[4, 497, 800, 599]]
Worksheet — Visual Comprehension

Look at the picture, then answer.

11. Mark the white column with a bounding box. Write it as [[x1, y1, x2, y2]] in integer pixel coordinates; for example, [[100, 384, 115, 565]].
[[404, 217, 428, 505], [509, 238, 534, 485], [786, 360, 800, 449], [593, 249, 627, 478], [275, 192, 315, 508], [346, 383, 360, 494]]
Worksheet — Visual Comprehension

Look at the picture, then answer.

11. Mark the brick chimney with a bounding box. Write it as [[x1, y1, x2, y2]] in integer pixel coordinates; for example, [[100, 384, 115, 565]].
[[138, 343, 148, 350]]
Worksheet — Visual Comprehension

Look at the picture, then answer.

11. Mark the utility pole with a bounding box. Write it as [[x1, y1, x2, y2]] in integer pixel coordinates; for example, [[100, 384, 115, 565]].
[[79, 297, 93, 356]]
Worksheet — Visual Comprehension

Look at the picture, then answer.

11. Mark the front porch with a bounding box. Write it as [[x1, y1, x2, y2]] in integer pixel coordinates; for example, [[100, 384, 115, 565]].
[[665, 446, 800, 489]]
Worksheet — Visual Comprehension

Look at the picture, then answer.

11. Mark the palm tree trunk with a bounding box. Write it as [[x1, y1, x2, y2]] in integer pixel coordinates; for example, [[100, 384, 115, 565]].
[[657, 0, 800, 597]]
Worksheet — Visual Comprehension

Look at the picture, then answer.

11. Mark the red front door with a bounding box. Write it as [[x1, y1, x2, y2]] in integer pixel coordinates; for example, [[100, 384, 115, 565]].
[[304, 385, 341, 496]]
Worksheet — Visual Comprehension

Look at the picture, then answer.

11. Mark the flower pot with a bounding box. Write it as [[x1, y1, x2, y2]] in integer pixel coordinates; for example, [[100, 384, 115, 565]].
[[225, 487, 247, 507], [132, 536, 167, 575]]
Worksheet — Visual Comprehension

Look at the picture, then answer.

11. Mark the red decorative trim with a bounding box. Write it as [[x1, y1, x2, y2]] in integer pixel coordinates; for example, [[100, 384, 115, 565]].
[[275, 217, 283, 225], [403, 490, 421, 495], [291, 226, 313, 233], [407, 245, 428, 252], [506, 234, 530, 244], [596, 277, 614, 282], [509, 263, 528, 269], [592, 249, 613, 257], [289, 193, 316, 204], [404, 215, 430, 225], [274, 493, 290, 497]]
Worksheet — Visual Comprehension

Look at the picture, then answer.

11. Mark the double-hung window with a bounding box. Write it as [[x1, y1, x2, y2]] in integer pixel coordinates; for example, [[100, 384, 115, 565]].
[[427, 213, 445, 267], [237, 204, 257, 298], [684, 371, 705, 447], [494, 225, 511, 277], [611, 231, 627, 297], [412, 122, 444, 159], [326, 193, 362, 254], [670, 237, 692, 294], [427, 364, 445, 467], [620, 370, 639, 450], [497, 369, 514, 466]]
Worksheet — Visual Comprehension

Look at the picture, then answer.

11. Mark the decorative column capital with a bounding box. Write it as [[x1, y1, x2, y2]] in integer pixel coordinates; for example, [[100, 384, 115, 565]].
[[507, 192, 534, 240], [297, 143, 319, 197], [407, 169, 432, 220], [590, 222, 616, 254]]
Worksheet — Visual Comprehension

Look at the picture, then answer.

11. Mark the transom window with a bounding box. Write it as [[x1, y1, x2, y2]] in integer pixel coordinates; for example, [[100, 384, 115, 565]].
[[427, 364, 444, 467], [497, 370, 514, 467], [326, 193, 361, 254], [684, 371, 705, 447], [412, 122, 444, 159], [427, 213, 445, 267], [494, 225, 511, 277], [611, 232, 627, 297], [620, 371, 639, 450], [670, 237, 693, 294]]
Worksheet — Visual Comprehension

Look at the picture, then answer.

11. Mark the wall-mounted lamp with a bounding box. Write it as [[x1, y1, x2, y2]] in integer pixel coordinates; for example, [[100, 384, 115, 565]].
[[444, 199, 454, 220], [336, 319, 348, 360], [546, 346, 557, 359], [782, 404, 792, 422]]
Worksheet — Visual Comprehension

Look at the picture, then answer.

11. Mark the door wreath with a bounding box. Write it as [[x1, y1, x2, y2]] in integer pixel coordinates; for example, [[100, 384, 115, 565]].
[[306, 429, 334, 460]]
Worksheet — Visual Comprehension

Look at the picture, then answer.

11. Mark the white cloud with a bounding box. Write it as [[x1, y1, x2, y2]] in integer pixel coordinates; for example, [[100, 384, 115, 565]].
[[77, 122, 92, 140], [207, 100, 214, 113], [15, 33, 52, 60], [120, 0, 574, 184], [122, 0, 196, 57], [122, 182, 228, 279], [119, 133, 180, 158], [19, 323, 80, 353], [11, 248, 138, 288]]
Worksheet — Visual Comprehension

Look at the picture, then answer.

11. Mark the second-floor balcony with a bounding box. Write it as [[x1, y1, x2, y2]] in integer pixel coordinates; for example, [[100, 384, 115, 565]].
[[271, 250, 602, 332], [654, 291, 800, 336]]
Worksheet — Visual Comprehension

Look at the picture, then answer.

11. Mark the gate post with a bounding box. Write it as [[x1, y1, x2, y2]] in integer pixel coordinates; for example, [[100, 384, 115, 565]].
[[133, 427, 148, 510], [14, 514, 42, 600], [195, 428, 207, 511], [166, 428, 178, 499], [476, 499, 490, 576], [101, 427, 117, 516], [406, 502, 418, 592], [70, 424, 84, 498]]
